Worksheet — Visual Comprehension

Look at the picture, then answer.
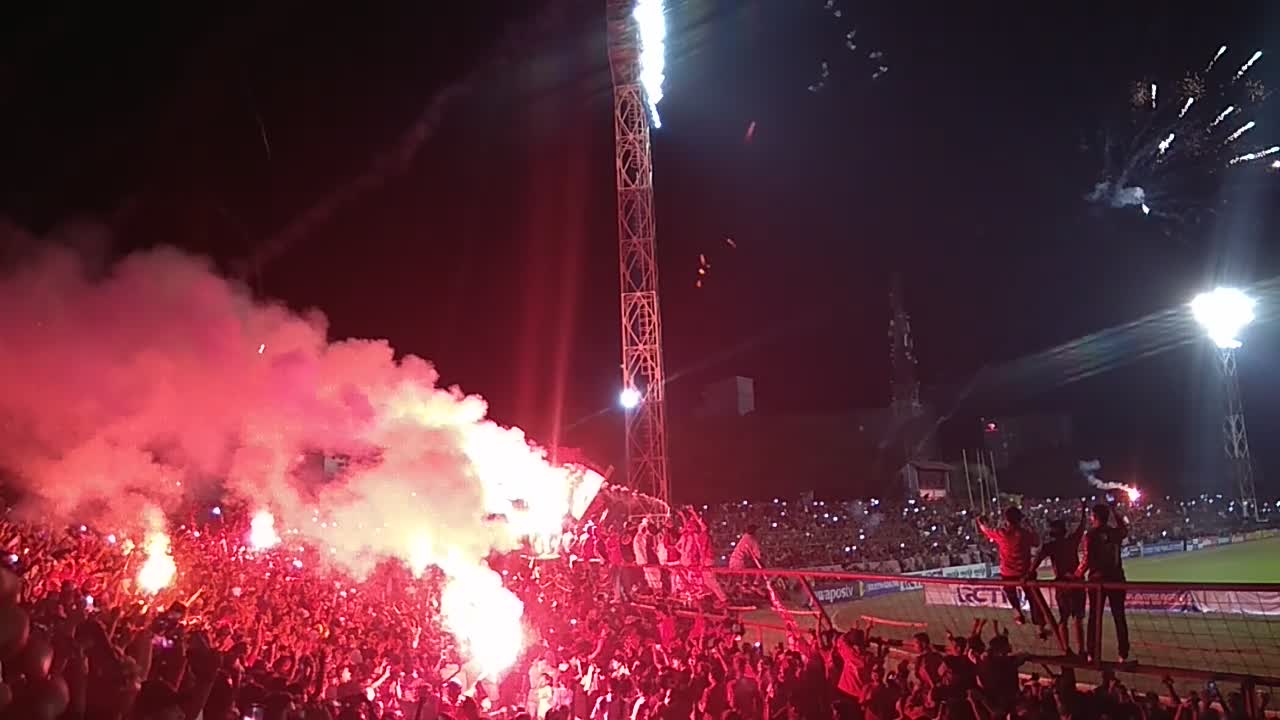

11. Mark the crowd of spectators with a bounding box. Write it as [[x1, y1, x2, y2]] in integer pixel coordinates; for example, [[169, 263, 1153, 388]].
[[0, 493, 1268, 719], [694, 494, 1268, 572]]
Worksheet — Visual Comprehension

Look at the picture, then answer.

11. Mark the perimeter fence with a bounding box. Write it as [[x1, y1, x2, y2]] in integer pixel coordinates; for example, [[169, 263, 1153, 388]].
[[618, 561, 1280, 691]]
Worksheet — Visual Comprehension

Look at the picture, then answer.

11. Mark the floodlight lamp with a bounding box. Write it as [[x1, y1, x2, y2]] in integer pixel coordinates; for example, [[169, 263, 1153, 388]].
[[619, 387, 642, 409], [1191, 287, 1256, 349]]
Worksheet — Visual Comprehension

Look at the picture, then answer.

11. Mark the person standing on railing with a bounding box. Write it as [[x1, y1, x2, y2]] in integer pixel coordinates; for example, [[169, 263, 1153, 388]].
[[1031, 500, 1088, 655], [633, 519, 663, 594], [1079, 502, 1131, 664], [681, 507, 729, 604], [976, 506, 1046, 634], [730, 524, 765, 597], [730, 524, 764, 569], [600, 525, 627, 602]]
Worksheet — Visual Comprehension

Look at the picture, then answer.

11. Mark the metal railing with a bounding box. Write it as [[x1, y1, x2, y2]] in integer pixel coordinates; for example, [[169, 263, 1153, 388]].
[[613, 561, 1280, 689]]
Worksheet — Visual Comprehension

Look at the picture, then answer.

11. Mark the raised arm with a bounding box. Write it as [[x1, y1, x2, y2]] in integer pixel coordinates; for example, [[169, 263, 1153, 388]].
[[1028, 545, 1048, 580], [1113, 505, 1128, 540], [975, 517, 999, 542]]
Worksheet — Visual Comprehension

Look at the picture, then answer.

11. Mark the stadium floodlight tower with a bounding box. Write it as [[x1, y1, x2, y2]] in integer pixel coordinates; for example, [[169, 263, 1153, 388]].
[[1191, 287, 1260, 521], [606, 0, 670, 504]]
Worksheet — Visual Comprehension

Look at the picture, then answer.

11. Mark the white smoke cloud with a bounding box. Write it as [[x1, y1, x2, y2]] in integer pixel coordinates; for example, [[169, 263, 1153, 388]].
[[1086, 181, 1147, 209], [1077, 459, 1127, 493]]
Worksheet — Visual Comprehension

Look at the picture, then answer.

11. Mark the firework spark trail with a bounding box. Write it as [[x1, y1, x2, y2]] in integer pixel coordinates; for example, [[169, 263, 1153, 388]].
[[1208, 105, 1239, 128], [1229, 146, 1280, 165], [237, 4, 568, 282], [808, 5, 889, 87], [633, 0, 667, 128], [1225, 121, 1256, 143], [0, 237, 607, 677], [1207, 44, 1228, 72], [1088, 44, 1274, 220], [1234, 50, 1263, 81]]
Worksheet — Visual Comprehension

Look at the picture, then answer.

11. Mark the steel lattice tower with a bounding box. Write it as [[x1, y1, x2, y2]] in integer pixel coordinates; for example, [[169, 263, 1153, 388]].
[[606, 0, 670, 504], [1216, 348, 1260, 520]]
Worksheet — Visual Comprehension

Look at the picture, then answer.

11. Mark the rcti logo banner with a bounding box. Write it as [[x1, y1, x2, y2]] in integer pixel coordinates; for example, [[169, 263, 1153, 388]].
[[923, 584, 1028, 610], [926, 584, 1280, 617]]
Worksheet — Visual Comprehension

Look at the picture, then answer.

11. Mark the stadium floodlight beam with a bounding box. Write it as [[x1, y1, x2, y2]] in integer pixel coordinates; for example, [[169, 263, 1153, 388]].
[[1191, 288, 1260, 521]]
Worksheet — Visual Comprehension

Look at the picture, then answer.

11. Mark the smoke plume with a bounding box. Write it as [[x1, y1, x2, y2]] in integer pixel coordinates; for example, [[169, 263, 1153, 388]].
[[0, 237, 600, 674]]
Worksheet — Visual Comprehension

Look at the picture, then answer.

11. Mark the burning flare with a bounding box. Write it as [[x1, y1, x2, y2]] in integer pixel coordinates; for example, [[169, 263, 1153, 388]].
[[1078, 460, 1141, 504], [441, 561, 525, 678], [137, 510, 177, 594], [249, 510, 281, 550]]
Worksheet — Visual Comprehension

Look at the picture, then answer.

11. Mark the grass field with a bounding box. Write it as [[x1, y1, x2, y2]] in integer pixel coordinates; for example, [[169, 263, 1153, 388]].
[[1122, 537, 1280, 582], [740, 538, 1280, 690]]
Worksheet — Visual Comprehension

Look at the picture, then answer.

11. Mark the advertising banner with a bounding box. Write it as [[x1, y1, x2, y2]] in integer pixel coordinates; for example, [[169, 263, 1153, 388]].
[[926, 584, 1280, 617], [1192, 590, 1280, 616], [1140, 541, 1186, 557], [908, 563, 992, 580], [924, 583, 1010, 609], [857, 563, 991, 598], [1125, 590, 1198, 613], [1121, 545, 1141, 559], [813, 584, 862, 604], [938, 563, 993, 580], [799, 565, 863, 605], [859, 578, 919, 598]]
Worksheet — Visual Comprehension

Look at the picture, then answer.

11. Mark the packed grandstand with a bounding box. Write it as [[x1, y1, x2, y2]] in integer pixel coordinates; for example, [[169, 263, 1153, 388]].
[[0, 490, 1272, 719]]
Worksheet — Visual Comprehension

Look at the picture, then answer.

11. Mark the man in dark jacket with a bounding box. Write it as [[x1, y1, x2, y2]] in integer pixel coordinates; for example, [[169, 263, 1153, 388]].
[[1031, 501, 1088, 654], [1079, 502, 1130, 663]]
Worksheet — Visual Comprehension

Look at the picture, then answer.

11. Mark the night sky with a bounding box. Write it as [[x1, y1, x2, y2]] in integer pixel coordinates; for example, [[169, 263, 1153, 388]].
[[4, 1, 1280, 499]]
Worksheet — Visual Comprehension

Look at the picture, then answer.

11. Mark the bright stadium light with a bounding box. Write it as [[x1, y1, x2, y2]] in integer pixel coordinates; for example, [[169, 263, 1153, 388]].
[[619, 387, 642, 409], [1192, 286, 1261, 521], [1191, 287, 1256, 349]]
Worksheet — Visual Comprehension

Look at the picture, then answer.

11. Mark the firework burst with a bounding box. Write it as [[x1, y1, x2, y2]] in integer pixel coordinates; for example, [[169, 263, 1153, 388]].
[[1087, 45, 1274, 223], [806, 1, 889, 92]]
